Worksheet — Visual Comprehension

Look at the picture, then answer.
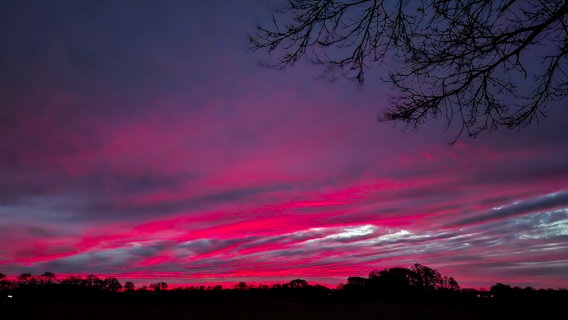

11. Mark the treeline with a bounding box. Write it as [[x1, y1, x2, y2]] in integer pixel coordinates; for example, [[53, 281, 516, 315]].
[[343, 263, 460, 292], [1, 264, 566, 304]]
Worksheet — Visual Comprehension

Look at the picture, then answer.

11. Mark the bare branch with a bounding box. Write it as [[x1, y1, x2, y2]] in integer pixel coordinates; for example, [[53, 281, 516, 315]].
[[250, 0, 568, 139]]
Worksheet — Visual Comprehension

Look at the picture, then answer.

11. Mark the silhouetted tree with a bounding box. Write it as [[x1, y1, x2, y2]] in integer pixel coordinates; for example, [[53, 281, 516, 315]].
[[411, 263, 443, 290], [346, 276, 368, 288], [234, 281, 248, 290], [123, 281, 135, 292], [289, 279, 309, 289], [445, 276, 460, 291], [39, 272, 56, 285], [17, 273, 36, 287], [149, 282, 168, 292], [61, 276, 84, 288], [0, 273, 11, 291], [102, 277, 122, 292], [84, 274, 104, 289], [491, 282, 513, 300], [368, 267, 419, 293], [137, 285, 149, 292], [251, 0, 568, 139], [17, 273, 32, 282], [1, 267, 567, 309]]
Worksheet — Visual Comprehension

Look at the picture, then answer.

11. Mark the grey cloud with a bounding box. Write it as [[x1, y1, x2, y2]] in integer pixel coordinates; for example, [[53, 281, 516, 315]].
[[498, 262, 568, 277], [452, 190, 568, 227], [129, 241, 173, 258], [32, 241, 174, 275], [178, 236, 261, 256], [69, 182, 294, 223], [460, 259, 568, 278], [241, 228, 334, 249]]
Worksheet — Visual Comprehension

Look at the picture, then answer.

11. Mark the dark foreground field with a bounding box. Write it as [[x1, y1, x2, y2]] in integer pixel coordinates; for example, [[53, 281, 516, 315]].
[[2, 297, 563, 320]]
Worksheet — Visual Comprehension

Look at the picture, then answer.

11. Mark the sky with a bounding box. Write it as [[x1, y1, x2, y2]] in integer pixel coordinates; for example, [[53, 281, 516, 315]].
[[0, 0, 567, 290]]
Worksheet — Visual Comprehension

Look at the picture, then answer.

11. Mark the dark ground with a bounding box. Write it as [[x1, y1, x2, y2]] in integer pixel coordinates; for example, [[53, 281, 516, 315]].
[[2, 297, 564, 320]]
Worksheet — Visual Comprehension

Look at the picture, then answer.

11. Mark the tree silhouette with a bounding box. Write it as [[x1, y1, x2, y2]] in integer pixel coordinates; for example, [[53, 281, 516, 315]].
[[102, 277, 122, 292], [0, 272, 11, 291], [0, 265, 566, 315], [411, 263, 442, 290], [368, 267, 419, 292], [61, 276, 84, 288], [39, 272, 56, 285], [445, 276, 460, 291], [137, 285, 149, 292], [149, 282, 168, 292], [250, 0, 568, 139], [289, 279, 309, 289], [346, 276, 368, 288], [17, 273, 35, 286], [123, 281, 135, 292], [234, 281, 248, 290], [84, 274, 104, 289]]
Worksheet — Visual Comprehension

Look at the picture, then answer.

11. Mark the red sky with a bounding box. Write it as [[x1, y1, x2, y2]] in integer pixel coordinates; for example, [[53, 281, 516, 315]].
[[0, 0, 567, 290]]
